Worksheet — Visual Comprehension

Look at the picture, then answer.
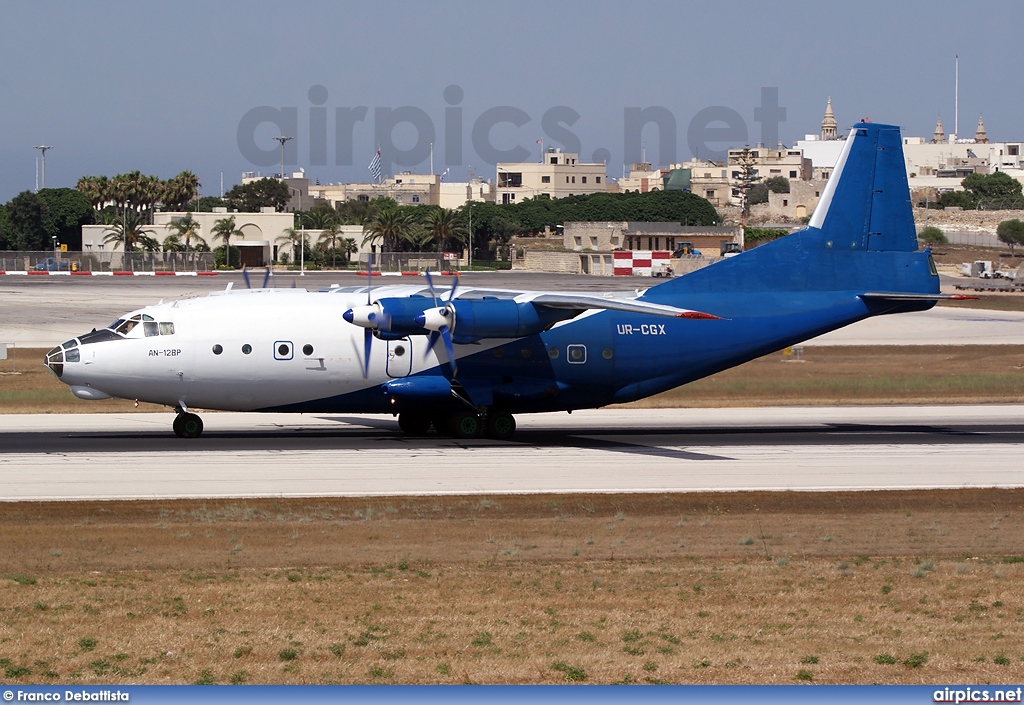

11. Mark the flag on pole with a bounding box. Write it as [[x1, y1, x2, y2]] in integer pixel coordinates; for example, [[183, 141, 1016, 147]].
[[368, 149, 382, 183], [440, 167, 450, 182]]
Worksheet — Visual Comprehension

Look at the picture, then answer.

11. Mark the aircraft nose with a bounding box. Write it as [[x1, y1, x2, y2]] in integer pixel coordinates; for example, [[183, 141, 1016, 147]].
[[44, 340, 81, 379]]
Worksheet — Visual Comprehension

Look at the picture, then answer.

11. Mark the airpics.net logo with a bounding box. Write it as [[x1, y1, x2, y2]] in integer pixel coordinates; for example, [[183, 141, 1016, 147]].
[[237, 86, 788, 174]]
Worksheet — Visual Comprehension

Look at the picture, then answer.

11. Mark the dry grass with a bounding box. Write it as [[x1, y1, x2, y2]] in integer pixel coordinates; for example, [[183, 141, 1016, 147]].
[[1, 492, 1022, 684]]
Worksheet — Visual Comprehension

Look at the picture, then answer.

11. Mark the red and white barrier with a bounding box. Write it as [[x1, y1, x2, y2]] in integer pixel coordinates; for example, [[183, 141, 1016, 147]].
[[0, 270, 219, 276], [612, 250, 672, 276]]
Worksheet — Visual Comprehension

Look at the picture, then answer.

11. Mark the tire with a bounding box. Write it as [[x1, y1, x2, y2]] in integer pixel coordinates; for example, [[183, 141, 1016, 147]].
[[180, 409, 203, 438], [449, 411, 481, 439], [172, 414, 185, 438], [398, 412, 432, 436], [485, 412, 516, 440]]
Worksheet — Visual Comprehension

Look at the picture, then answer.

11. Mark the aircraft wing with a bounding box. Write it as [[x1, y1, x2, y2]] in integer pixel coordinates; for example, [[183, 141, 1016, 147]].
[[523, 293, 721, 319]]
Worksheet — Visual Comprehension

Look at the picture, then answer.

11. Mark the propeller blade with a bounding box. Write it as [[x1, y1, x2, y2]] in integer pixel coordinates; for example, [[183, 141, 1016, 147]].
[[424, 330, 440, 359], [424, 268, 439, 306], [242, 267, 251, 289], [366, 253, 374, 304], [262, 268, 271, 288], [362, 327, 373, 379], [440, 325, 457, 377]]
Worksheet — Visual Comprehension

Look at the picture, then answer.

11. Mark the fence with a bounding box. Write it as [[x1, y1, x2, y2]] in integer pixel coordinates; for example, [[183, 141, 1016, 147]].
[[0, 251, 216, 272]]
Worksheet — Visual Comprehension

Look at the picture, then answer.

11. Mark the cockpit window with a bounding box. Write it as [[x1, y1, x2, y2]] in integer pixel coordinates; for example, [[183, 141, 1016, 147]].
[[144, 321, 159, 337], [108, 319, 125, 331], [159, 322, 175, 336], [115, 315, 142, 335]]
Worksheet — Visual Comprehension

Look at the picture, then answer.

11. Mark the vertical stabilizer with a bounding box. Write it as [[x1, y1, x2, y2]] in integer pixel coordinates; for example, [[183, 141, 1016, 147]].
[[807, 122, 917, 252]]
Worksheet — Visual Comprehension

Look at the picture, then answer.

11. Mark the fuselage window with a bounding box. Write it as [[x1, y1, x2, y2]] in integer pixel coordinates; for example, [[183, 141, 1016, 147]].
[[303, 344, 314, 356], [144, 322, 159, 337], [242, 344, 252, 355], [212, 344, 223, 355], [159, 322, 175, 336]]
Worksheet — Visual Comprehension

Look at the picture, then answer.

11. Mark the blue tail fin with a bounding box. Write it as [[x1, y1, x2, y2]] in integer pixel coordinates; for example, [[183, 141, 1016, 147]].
[[807, 122, 917, 252], [645, 122, 937, 301]]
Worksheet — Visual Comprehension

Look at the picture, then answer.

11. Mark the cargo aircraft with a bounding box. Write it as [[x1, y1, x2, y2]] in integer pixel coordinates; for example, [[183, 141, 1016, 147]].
[[46, 123, 953, 439]]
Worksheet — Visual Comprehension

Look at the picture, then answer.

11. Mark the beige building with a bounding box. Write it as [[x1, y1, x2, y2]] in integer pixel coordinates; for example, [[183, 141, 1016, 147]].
[[682, 159, 731, 207], [618, 162, 665, 193], [563, 221, 741, 253], [727, 146, 812, 204], [309, 175, 493, 210], [765, 180, 828, 221], [81, 209, 298, 267], [496, 148, 606, 204]]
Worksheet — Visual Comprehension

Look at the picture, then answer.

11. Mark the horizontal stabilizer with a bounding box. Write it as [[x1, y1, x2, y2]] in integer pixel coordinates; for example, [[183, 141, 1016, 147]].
[[860, 292, 978, 301], [527, 293, 722, 319]]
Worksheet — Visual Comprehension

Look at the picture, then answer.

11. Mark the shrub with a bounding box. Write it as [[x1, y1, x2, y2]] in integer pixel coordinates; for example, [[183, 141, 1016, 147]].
[[918, 226, 948, 245]]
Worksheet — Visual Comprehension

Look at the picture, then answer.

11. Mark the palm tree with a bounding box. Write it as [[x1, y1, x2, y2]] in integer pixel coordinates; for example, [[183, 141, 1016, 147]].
[[362, 207, 417, 253], [167, 213, 205, 255], [423, 207, 466, 254], [276, 227, 304, 265], [165, 171, 201, 211], [102, 209, 155, 254], [318, 221, 346, 269], [211, 216, 243, 268]]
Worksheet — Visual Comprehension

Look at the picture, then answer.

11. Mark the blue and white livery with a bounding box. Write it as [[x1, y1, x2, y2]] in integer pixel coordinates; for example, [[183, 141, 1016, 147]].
[[45, 123, 949, 439]]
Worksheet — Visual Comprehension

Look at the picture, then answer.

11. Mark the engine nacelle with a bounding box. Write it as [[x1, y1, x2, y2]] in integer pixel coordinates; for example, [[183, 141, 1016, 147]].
[[436, 299, 569, 341]]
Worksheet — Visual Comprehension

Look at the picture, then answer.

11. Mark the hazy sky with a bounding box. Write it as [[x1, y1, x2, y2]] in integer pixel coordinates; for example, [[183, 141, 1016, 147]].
[[2, 0, 1021, 202]]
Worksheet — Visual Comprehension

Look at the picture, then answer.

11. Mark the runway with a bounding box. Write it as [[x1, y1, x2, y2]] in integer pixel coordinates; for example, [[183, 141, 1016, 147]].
[[2, 406, 1022, 501]]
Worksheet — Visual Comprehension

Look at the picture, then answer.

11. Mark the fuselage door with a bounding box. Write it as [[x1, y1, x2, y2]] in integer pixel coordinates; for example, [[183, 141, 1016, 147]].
[[386, 338, 413, 378]]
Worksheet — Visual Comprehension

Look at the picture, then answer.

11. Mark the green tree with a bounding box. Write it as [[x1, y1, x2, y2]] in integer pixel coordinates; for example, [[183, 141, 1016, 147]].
[[996, 219, 1024, 255], [362, 206, 419, 252], [937, 190, 976, 210], [917, 226, 948, 246], [276, 227, 307, 264], [38, 188, 94, 250], [317, 221, 352, 268], [6, 191, 47, 250], [422, 207, 466, 254], [962, 172, 1023, 201], [224, 178, 291, 212], [102, 210, 155, 252], [167, 213, 206, 255], [0, 204, 10, 249], [211, 216, 243, 268], [163, 171, 201, 211], [734, 146, 761, 217], [763, 176, 791, 194]]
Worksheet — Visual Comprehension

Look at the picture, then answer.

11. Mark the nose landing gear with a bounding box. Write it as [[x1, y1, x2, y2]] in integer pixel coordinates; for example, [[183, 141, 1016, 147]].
[[172, 406, 204, 439]]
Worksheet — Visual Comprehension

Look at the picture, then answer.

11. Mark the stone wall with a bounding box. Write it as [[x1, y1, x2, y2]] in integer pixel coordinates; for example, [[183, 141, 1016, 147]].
[[514, 250, 582, 274]]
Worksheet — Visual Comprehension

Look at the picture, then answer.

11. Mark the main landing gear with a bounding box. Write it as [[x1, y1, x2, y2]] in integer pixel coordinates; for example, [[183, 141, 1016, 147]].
[[397, 410, 517, 440], [172, 406, 204, 439]]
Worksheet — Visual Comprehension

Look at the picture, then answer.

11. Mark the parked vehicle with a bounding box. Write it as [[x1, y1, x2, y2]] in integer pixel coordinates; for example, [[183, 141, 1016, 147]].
[[671, 242, 702, 258], [34, 258, 75, 271], [720, 242, 743, 257]]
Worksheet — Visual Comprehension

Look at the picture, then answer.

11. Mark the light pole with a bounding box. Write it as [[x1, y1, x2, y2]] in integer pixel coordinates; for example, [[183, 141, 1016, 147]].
[[52, 236, 58, 262], [34, 145, 52, 190], [467, 203, 473, 271], [273, 136, 293, 180]]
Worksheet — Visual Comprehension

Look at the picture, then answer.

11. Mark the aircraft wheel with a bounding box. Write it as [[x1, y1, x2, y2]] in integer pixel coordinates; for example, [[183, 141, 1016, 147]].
[[398, 412, 432, 436], [485, 412, 516, 440], [175, 412, 203, 439], [449, 411, 482, 439]]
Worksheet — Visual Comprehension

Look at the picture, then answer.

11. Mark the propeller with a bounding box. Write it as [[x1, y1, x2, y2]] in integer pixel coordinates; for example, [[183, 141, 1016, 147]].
[[416, 269, 459, 377], [241, 266, 272, 289], [341, 254, 378, 379]]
